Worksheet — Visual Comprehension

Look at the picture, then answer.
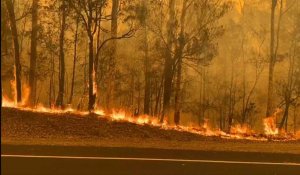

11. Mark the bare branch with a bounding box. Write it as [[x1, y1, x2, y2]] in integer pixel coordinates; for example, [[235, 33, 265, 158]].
[[96, 26, 135, 55]]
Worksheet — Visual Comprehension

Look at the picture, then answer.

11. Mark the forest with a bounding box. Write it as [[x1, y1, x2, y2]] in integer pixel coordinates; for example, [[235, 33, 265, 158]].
[[1, 0, 300, 135]]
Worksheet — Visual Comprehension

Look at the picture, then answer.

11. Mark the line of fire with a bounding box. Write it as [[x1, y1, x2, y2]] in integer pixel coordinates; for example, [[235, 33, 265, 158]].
[[1, 0, 300, 174]]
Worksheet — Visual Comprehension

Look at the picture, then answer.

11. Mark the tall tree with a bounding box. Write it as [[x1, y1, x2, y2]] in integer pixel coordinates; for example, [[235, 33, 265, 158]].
[[174, 0, 188, 125], [29, 0, 39, 106], [266, 0, 277, 117], [278, 2, 300, 131], [141, 0, 151, 115], [161, 0, 176, 122], [106, 0, 119, 111], [56, 0, 67, 107], [5, 0, 22, 103], [160, 0, 228, 123], [68, 0, 104, 111], [69, 16, 79, 104], [69, 0, 134, 111]]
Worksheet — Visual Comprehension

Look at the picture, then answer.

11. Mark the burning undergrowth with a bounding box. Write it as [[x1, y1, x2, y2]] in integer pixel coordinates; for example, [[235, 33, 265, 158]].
[[2, 74, 299, 142], [3, 98, 299, 141]]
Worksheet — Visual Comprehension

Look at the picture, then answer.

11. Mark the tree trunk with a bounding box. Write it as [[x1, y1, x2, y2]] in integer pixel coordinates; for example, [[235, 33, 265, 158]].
[[69, 16, 79, 104], [137, 79, 141, 115], [161, 0, 175, 123], [130, 73, 135, 108], [154, 76, 163, 116], [294, 107, 297, 134], [1, 3, 9, 57], [5, 0, 22, 103], [86, 2, 96, 111], [279, 101, 289, 131], [174, 56, 182, 125], [228, 59, 236, 131], [266, 0, 277, 117], [88, 33, 95, 111], [142, 0, 151, 115], [219, 108, 224, 130], [106, 0, 119, 111], [174, 0, 187, 125], [198, 67, 206, 126], [56, 0, 66, 107], [49, 54, 54, 107], [95, 17, 101, 107], [29, 0, 38, 106], [77, 45, 88, 110]]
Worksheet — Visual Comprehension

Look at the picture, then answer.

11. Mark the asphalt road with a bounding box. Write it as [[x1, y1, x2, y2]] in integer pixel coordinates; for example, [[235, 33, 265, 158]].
[[2, 144, 300, 175]]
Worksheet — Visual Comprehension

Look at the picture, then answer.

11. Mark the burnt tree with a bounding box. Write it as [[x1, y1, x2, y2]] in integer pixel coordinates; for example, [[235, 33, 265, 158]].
[[161, 0, 176, 123], [266, 0, 278, 117], [56, 0, 67, 107], [5, 0, 22, 103], [29, 0, 39, 106]]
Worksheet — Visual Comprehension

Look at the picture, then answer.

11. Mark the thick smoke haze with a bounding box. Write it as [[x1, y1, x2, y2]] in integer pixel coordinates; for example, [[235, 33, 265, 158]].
[[1, 0, 300, 133]]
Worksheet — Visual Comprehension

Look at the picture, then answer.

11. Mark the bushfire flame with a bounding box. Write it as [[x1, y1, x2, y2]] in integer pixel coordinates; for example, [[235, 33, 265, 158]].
[[263, 108, 281, 136], [6, 79, 30, 107], [1, 90, 298, 141]]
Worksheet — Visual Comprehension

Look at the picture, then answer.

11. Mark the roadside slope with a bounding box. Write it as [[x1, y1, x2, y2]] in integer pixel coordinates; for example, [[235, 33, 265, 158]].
[[2, 107, 300, 154]]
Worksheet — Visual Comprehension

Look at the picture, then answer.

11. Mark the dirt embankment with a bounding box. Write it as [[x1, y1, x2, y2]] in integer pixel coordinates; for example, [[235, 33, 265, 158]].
[[2, 107, 300, 154], [1, 107, 214, 141]]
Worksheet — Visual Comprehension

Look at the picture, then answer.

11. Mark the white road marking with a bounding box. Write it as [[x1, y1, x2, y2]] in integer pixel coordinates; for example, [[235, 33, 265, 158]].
[[1, 154, 300, 166]]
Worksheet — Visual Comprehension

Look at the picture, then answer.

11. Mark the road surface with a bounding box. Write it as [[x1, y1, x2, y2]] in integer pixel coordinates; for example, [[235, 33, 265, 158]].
[[2, 144, 300, 175]]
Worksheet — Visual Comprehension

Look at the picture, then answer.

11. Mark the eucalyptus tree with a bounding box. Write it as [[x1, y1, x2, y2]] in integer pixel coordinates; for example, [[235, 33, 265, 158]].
[[68, 0, 134, 111], [4, 0, 22, 103], [157, 0, 230, 124], [29, 0, 39, 106]]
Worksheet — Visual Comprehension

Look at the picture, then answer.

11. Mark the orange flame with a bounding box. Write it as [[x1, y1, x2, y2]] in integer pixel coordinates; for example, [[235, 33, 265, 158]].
[[2, 86, 299, 141], [296, 131, 300, 139], [230, 124, 253, 135], [2, 95, 15, 107], [263, 108, 281, 136], [20, 84, 30, 106]]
